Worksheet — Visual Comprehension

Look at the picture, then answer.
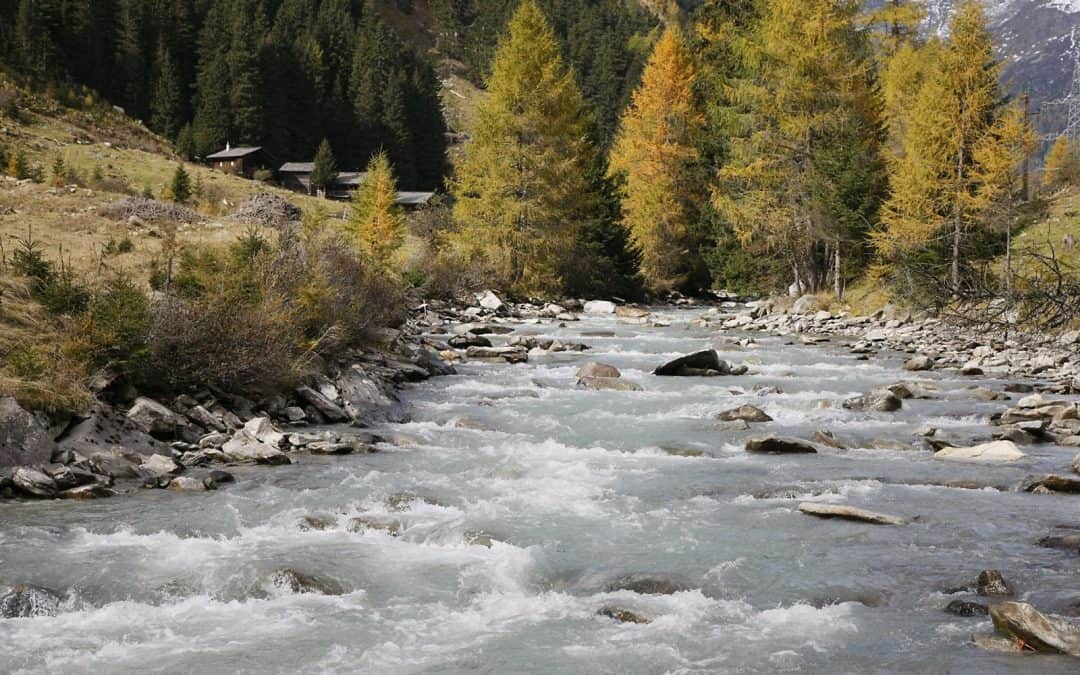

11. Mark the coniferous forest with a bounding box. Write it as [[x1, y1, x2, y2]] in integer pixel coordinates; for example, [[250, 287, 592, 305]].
[[0, 0, 1071, 307]]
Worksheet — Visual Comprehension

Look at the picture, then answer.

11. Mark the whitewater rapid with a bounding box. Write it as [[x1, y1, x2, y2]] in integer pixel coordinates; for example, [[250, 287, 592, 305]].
[[1, 308, 1078, 673]]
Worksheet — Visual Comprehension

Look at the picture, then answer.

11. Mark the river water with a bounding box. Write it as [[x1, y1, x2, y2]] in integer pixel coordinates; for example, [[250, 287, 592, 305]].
[[2, 308, 1078, 673]]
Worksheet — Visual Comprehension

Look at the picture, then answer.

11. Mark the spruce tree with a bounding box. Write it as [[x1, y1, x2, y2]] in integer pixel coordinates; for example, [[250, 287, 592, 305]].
[[228, 0, 266, 144], [311, 138, 338, 196], [170, 164, 192, 203], [609, 25, 705, 294], [347, 152, 407, 268], [151, 41, 183, 140], [452, 0, 596, 296]]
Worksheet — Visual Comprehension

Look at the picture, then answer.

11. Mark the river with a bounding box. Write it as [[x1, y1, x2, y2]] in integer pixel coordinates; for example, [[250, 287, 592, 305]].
[[1, 308, 1078, 673]]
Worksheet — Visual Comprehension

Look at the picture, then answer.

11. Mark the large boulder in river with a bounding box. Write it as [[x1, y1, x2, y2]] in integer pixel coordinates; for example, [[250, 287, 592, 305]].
[[338, 365, 406, 424], [577, 362, 621, 379], [11, 467, 58, 498], [1, 584, 61, 618], [842, 389, 902, 413], [0, 397, 56, 467], [654, 350, 730, 377], [988, 602, 1080, 656], [903, 354, 934, 371], [934, 440, 1025, 463], [716, 405, 772, 423], [745, 436, 819, 454]]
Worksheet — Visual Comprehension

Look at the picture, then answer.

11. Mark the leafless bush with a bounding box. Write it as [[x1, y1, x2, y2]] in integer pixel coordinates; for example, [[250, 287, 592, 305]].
[[99, 196, 203, 223]]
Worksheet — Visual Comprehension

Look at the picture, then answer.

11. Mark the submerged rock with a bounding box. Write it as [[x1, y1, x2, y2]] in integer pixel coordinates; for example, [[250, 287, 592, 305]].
[[578, 377, 643, 392], [745, 436, 819, 454], [716, 405, 772, 423], [598, 606, 649, 624], [933, 440, 1025, 463], [1038, 534, 1080, 554], [347, 516, 401, 535], [988, 602, 1080, 656], [605, 574, 691, 596], [654, 350, 729, 377], [0, 584, 61, 618], [268, 568, 343, 596], [945, 600, 988, 617], [1021, 475, 1080, 494], [797, 502, 906, 526]]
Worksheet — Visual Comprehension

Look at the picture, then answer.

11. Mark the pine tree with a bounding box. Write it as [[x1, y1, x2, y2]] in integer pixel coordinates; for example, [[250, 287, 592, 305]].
[[228, 0, 266, 145], [1043, 135, 1080, 190], [151, 41, 183, 140], [609, 25, 705, 293], [347, 152, 406, 267], [311, 138, 338, 196], [451, 0, 596, 296]]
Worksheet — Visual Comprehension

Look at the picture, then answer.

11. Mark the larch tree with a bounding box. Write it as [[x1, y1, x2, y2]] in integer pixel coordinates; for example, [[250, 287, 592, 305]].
[[451, 0, 595, 296], [971, 101, 1039, 290], [1043, 135, 1080, 190], [715, 0, 884, 296], [875, 0, 1001, 292], [609, 25, 705, 294], [347, 152, 407, 268]]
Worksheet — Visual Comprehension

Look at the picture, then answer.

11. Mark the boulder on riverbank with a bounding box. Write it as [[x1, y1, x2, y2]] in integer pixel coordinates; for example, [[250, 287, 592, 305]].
[[0, 397, 56, 467], [654, 350, 730, 377], [798, 502, 906, 526]]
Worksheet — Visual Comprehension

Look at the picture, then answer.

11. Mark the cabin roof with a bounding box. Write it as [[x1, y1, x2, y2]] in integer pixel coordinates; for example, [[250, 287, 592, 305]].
[[279, 162, 315, 173], [206, 146, 262, 160], [397, 191, 436, 206]]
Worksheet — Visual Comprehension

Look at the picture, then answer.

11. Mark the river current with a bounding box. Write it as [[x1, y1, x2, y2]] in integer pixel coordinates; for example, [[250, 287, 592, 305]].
[[1, 308, 1078, 673]]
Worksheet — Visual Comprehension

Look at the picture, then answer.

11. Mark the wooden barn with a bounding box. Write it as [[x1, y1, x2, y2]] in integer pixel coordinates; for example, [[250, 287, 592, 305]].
[[206, 145, 264, 177]]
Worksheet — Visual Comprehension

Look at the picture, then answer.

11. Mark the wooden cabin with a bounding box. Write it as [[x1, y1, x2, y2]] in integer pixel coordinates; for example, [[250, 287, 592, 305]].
[[277, 161, 435, 209], [206, 145, 264, 177]]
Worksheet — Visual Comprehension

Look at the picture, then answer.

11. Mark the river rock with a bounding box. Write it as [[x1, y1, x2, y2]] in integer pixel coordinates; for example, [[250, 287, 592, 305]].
[[0, 397, 56, 467], [654, 350, 729, 377], [798, 502, 906, 526], [475, 290, 503, 311], [578, 377, 643, 392], [933, 440, 1025, 463], [1073, 452, 1080, 475], [904, 354, 934, 371], [615, 306, 650, 319], [87, 449, 143, 478], [598, 607, 649, 624], [0, 584, 61, 618], [466, 346, 528, 364], [716, 405, 772, 423], [584, 300, 616, 314], [606, 574, 691, 595], [42, 464, 96, 490], [295, 386, 348, 422], [1021, 475, 1080, 494], [59, 483, 116, 499], [988, 602, 1080, 656], [945, 600, 988, 617], [167, 476, 211, 491], [1038, 534, 1080, 553], [348, 516, 401, 535], [714, 420, 751, 432], [338, 365, 405, 424], [126, 397, 185, 437], [222, 419, 291, 465], [268, 568, 343, 596], [141, 453, 181, 477], [971, 387, 1009, 402], [449, 333, 492, 349], [842, 389, 902, 412], [745, 436, 819, 454], [56, 404, 167, 459], [185, 405, 227, 432], [11, 467, 58, 498], [577, 362, 621, 379], [977, 570, 1012, 596]]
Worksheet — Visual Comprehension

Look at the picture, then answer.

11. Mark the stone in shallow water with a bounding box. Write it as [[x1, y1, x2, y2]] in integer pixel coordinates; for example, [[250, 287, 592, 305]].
[[1, 584, 61, 618], [347, 516, 400, 535], [576, 362, 621, 379], [1038, 534, 1080, 553], [716, 405, 772, 423], [654, 350, 729, 377], [745, 436, 818, 454], [268, 569, 343, 596], [598, 606, 649, 624], [578, 376, 643, 392], [933, 440, 1025, 463], [976, 570, 1012, 597], [945, 600, 988, 617], [1021, 475, 1080, 494], [605, 574, 692, 595], [842, 389, 902, 412], [988, 601, 1080, 656], [797, 502, 906, 526]]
